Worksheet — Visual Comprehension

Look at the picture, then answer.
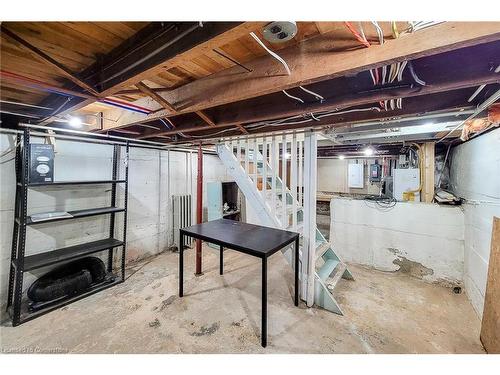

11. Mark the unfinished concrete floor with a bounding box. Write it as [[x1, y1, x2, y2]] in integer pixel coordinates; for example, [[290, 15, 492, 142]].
[[0, 245, 485, 353]]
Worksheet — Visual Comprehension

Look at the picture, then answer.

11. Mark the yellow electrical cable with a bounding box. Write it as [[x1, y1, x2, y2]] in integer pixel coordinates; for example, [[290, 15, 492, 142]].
[[392, 21, 399, 39]]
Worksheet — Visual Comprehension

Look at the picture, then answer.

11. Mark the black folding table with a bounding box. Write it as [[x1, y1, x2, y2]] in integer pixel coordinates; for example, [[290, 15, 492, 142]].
[[179, 218, 300, 347]]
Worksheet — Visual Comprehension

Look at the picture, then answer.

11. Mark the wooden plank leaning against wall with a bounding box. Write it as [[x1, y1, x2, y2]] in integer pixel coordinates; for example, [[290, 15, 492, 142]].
[[480, 216, 500, 353]]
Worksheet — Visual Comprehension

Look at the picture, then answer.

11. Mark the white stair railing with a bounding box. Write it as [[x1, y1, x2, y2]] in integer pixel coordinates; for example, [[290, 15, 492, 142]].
[[218, 131, 353, 313]]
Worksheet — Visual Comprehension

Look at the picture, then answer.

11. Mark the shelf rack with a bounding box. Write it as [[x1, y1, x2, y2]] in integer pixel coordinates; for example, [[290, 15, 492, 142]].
[[7, 128, 130, 326]]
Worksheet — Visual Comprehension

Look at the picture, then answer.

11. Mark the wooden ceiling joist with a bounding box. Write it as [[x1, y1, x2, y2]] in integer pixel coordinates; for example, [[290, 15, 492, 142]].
[[1, 25, 99, 97], [195, 110, 216, 126], [125, 65, 500, 138], [100, 22, 500, 131], [213, 68, 500, 128], [136, 72, 497, 139], [36, 22, 262, 124], [135, 81, 177, 113], [235, 123, 249, 134]]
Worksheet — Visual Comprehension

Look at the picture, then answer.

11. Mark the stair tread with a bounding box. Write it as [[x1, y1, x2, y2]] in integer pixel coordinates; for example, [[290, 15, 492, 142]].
[[315, 242, 331, 260], [318, 259, 340, 281], [326, 263, 347, 291]]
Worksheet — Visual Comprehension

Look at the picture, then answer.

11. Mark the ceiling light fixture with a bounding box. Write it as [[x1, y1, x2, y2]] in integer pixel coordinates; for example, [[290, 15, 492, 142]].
[[363, 146, 375, 156], [68, 116, 82, 128], [338, 155, 346, 160], [262, 21, 298, 43]]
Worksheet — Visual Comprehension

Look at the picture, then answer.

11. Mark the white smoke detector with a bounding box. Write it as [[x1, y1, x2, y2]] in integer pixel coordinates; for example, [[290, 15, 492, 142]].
[[262, 21, 298, 43]]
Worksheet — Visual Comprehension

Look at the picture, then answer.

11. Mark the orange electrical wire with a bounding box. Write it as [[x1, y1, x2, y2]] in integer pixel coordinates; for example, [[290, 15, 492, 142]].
[[344, 21, 371, 48]]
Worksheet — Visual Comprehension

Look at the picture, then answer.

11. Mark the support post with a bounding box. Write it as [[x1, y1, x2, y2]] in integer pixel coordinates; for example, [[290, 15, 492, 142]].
[[294, 236, 299, 306], [261, 256, 267, 347], [303, 131, 317, 307], [179, 231, 184, 297], [422, 142, 435, 203], [195, 143, 203, 275], [219, 245, 224, 275]]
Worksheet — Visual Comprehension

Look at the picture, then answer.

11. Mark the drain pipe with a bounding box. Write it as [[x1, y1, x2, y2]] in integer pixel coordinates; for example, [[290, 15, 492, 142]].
[[195, 142, 203, 275]]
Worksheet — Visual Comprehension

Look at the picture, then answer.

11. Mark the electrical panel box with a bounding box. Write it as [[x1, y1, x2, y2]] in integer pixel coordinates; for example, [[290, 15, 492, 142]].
[[29, 144, 54, 183], [369, 163, 381, 182], [393, 168, 420, 202], [348, 163, 364, 188]]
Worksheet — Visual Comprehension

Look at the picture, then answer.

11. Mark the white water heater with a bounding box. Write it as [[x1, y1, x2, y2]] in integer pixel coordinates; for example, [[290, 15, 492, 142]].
[[393, 168, 420, 202]]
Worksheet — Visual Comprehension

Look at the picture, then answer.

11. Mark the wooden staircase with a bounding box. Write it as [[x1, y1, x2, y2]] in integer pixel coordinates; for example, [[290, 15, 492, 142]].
[[216, 133, 353, 314]]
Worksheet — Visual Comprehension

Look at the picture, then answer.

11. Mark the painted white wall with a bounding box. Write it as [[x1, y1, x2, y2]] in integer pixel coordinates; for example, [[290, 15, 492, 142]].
[[330, 197, 464, 286], [317, 158, 381, 195], [0, 133, 229, 320], [449, 128, 500, 318], [317, 158, 348, 192]]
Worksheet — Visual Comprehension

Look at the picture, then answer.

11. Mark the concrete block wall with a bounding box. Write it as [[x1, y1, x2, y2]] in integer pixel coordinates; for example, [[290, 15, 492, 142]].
[[330, 198, 465, 286], [0, 133, 230, 320], [449, 128, 500, 318]]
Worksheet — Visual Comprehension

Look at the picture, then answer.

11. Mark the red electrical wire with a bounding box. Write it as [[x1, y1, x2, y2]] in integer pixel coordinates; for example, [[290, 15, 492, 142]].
[[344, 22, 371, 48]]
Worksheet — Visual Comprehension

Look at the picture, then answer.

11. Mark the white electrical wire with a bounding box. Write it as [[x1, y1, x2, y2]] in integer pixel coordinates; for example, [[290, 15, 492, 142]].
[[397, 61, 408, 81], [282, 90, 305, 103], [249, 32, 291, 75], [468, 65, 500, 102], [371, 21, 384, 44], [357, 22, 367, 42], [411, 21, 445, 32], [310, 113, 321, 121], [246, 106, 381, 130], [299, 86, 324, 101], [408, 61, 426, 86]]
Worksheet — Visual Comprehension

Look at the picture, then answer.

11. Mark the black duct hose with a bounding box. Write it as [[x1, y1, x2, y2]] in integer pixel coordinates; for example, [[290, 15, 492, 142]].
[[28, 257, 106, 303]]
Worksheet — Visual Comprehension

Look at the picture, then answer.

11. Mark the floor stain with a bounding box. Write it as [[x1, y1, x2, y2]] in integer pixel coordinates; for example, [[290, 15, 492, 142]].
[[0, 247, 485, 354], [393, 256, 434, 278], [190, 322, 220, 337], [148, 318, 161, 328], [159, 296, 176, 312]]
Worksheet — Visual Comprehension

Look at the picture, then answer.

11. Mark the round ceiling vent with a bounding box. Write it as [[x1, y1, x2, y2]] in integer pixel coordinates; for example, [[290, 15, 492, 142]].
[[262, 21, 298, 43]]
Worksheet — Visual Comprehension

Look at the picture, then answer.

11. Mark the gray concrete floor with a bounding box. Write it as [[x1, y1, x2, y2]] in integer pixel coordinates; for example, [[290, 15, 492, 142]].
[[0, 245, 484, 353]]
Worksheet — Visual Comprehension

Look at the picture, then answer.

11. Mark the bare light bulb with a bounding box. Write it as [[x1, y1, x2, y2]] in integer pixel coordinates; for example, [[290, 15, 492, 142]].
[[363, 147, 375, 156], [69, 116, 82, 128]]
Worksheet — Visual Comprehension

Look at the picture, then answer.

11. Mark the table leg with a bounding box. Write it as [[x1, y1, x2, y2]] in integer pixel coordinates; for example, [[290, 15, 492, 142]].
[[219, 245, 224, 275], [261, 256, 267, 347], [294, 236, 299, 306], [179, 231, 184, 297]]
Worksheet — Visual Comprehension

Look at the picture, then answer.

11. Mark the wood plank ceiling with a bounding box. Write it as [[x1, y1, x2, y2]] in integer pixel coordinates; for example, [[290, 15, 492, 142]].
[[1, 21, 499, 144]]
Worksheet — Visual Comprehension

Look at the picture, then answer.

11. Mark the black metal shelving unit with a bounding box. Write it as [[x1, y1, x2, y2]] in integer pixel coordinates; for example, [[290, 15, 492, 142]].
[[7, 128, 129, 326]]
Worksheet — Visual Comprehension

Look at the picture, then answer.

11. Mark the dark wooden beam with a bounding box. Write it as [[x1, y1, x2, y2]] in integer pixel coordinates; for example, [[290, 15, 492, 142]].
[[39, 22, 256, 124], [135, 81, 177, 113], [208, 40, 500, 127], [134, 69, 498, 140], [1, 26, 99, 96], [91, 22, 243, 93], [196, 110, 216, 126], [235, 123, 249, 134], [137, 86, 474, 141], [115, 87, 172, 96], [105, 22, 500, 130]]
